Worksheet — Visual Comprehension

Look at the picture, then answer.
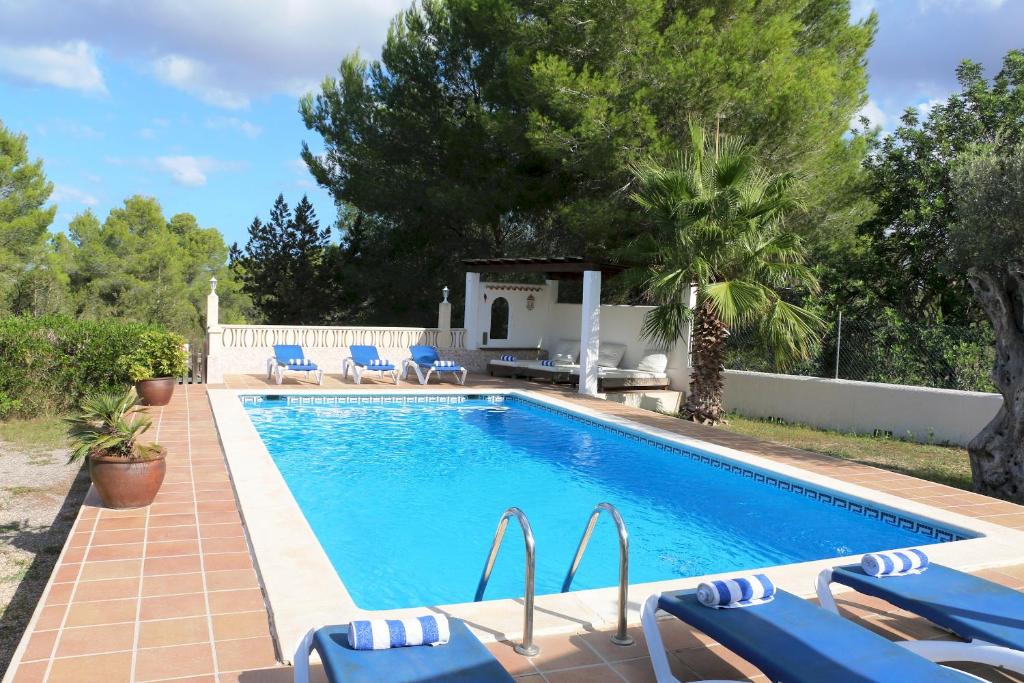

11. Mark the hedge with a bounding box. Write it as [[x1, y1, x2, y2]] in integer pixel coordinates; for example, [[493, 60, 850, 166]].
[[0, 316, 179, 418]]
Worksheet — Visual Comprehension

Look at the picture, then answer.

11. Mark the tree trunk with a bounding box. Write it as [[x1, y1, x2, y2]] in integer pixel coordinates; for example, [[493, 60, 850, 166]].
[[682, 301, 730, 424], [966, 265, 1024, 502]]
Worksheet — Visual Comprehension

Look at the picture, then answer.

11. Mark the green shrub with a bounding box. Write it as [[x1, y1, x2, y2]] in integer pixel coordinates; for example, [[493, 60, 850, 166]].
[[0, 316, 182, 419], [117, 330, 188, 381]]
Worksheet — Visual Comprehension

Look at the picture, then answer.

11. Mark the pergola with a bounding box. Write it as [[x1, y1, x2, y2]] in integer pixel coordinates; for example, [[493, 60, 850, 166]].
[[463, 257, 626, 395]]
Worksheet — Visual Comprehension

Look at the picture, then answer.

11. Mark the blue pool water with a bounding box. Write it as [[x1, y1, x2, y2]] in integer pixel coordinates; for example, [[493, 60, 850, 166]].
[[243, 394, 967, 610]]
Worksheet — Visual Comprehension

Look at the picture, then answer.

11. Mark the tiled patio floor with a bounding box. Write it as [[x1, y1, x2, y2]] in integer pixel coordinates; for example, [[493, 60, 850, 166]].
[[5, 376, 1024, 682]]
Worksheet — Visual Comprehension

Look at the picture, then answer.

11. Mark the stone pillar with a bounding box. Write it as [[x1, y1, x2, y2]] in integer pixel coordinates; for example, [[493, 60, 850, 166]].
[[579, 270, 601, 395], [438, 286, 452, 330], [464, 272, 481, 350], [205, 277, 224, 384]]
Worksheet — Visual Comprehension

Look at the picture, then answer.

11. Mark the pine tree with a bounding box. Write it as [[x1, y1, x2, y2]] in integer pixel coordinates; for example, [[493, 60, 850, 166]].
[[230, 195, 332, 324]]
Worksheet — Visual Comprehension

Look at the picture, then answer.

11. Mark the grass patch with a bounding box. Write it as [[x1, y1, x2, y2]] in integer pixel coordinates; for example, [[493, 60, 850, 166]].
[[718, 414, 973, 491], [3, 486, 41, 497], [0, 416, 68, 453]]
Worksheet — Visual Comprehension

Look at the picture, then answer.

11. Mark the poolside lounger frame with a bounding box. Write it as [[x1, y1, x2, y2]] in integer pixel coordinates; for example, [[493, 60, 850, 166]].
[[342, 345, 400, 385], [816, 564, 1024, 675], [267, 345, 324, 386], [641, 589, 982, 682], [293, 619, 514, 683], [402, 345, 467, 385]]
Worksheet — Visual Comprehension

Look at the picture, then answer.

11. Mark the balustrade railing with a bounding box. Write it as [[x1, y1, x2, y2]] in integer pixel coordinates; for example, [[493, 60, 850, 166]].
[[217, 325, 465, 350]]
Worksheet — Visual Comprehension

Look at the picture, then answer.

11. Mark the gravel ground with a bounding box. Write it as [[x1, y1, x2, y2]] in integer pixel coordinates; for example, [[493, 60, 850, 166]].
[[0, 441, 89, 676]]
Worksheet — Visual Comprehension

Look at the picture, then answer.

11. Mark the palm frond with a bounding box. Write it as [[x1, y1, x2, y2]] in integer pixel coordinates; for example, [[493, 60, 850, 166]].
[[640, 302, 694, 349], [758, 299, 826, 368], [702, 280, 769, 328]]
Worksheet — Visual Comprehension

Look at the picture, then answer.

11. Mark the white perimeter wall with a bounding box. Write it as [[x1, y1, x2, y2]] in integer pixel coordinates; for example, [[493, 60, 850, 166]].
[[722, 370, 1002, 446]]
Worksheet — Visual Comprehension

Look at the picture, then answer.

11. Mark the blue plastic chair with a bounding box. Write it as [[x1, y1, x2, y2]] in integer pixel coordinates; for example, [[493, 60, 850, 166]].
[[818, 562, 1024, 675], [293, 618, 514, 683], [402, 345, 467, 385], [642, 588, 980, 682], [342, 345, 399, 385], [268, 345, 323, 385]]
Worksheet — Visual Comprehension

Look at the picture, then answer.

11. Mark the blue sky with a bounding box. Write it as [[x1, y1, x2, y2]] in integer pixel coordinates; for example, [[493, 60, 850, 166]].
[[0, 0, 1021, 247]]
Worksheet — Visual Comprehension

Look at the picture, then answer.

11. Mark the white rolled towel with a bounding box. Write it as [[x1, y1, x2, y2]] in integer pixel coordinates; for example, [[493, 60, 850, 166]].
[[348, 614, 451, 650], [862, 549, 929, 577], [697, 573, 776, 609]]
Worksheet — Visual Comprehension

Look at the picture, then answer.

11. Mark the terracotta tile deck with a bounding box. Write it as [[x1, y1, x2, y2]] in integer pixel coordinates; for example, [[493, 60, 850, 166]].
[[5, 376, 1024, 682]]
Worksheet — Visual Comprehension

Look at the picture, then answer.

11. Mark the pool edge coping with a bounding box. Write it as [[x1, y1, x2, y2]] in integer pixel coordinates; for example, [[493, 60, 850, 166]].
[[207, 387, 1024, 664]]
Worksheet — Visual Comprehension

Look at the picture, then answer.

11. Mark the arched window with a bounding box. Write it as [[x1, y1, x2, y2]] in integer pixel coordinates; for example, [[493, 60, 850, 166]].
[[489, 296, 509, 340]]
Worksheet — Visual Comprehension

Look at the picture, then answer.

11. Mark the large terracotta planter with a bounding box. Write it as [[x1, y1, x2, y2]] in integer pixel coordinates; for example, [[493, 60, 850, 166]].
[[88, 448, 167, 509], [136, 377, 175, 406]]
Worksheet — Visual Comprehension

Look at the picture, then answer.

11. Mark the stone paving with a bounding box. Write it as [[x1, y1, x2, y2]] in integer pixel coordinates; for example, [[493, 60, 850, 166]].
[[5, 375, 1024, 682]]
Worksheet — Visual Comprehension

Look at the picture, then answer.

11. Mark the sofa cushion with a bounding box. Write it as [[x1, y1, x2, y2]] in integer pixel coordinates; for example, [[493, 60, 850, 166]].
[[636, 350, 669, 373], [597, 342, 628, 368]]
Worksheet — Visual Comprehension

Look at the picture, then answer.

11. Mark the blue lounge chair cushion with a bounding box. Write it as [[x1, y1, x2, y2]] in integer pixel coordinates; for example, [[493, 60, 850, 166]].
[[350, 345, 395, 370], [657, 588, 975, 682], [311, 618, 514, 683], [832, 563, 1024, 651], [274, 345, 318, 371]]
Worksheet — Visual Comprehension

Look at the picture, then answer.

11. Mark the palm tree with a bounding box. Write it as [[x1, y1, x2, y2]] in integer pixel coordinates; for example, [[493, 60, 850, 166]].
[[626, 122, 823, 424]]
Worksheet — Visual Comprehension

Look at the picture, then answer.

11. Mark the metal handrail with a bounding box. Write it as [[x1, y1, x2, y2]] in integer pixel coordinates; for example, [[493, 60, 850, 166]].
[[475, 507, 539, 656], [561, 502, 633, 646]]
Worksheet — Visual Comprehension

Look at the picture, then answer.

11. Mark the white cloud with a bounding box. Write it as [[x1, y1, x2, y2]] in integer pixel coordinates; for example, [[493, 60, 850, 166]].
[[852, 99, 888, 130], [52, 183, 99, 207], [153, 55, 249, 109], [0, 40, 106, 94], [156, 155, 245, 187], [0, 1, 405, 108], [205, 116, 263, 138], [138, 128, 157, 139], [917, 0, 1006, 12], [916, 97, 946, 117]]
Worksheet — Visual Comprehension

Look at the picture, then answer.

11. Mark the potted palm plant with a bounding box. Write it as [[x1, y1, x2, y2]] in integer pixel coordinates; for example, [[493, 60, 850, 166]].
[[67, 389, 166, 508], [119, 330, 188, 406]]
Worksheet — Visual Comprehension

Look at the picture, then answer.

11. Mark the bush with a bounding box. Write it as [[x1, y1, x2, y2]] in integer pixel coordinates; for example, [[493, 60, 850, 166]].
[[0, 316, 182, 418], [118, 330, 188, 381]]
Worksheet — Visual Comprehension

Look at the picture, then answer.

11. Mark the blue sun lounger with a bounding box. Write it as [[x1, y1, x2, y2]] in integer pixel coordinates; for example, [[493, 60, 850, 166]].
[[268, 344, 324, 385], [342, 345, 399, 384], [817, 562, 1024, 675], [293, 618, 515, 683], [642, 589, 980, 682], [402, 345, 467, 385]]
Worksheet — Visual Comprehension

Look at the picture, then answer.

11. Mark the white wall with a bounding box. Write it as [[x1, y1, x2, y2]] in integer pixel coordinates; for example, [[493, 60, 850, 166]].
[[476, 283, 552, 348], [546, 303, 690, 390], [722, 370, 1002, 446]]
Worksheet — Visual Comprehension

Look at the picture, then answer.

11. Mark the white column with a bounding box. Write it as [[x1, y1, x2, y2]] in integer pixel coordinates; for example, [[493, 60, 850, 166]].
[[438, 286, 452, 330], [205, 277, 224, 384], [579, 270, 601, 395], [464, 272, 481, 350]]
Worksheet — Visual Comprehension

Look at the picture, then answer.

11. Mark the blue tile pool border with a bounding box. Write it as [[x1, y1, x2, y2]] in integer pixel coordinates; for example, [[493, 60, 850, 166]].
[[240, 392, 974, 543]]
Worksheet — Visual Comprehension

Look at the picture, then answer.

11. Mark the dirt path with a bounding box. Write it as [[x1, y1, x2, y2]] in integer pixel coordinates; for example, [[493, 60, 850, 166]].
[[0, 441, 89, 676]]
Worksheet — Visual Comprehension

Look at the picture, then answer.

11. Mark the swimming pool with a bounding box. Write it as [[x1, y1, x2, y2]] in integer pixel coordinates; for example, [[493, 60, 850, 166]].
[[242, 393, 971, 611]]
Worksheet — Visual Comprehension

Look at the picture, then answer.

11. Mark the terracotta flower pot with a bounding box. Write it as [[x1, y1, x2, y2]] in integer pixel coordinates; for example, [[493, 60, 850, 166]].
[[88, 448, 167, 509], [136, 377, 175, 406]]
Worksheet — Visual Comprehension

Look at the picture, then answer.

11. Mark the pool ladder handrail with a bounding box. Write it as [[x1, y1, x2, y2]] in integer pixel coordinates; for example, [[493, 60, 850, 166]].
[[474, 506, 539, 656], [561, 502, 634, 646]]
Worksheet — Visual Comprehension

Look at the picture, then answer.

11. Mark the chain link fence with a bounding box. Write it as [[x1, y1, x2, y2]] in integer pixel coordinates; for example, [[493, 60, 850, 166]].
[[725, 308, 996, 393]]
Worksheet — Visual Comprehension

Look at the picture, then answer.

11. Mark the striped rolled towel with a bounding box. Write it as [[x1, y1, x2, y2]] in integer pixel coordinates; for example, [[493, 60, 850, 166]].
[[540, 360, 556, 366], [288, 358, 312, 366], [500, 354, 517, 362], [348, 615, 451, 650], [862, 549, 929, 577], [367, 359, 390, 367], [434, 360, 457, 368], [697, 573, 776, 609]]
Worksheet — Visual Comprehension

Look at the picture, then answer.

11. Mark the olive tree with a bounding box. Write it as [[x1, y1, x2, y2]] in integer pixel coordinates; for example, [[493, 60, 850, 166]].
[[952, 144, 1024, 501]]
